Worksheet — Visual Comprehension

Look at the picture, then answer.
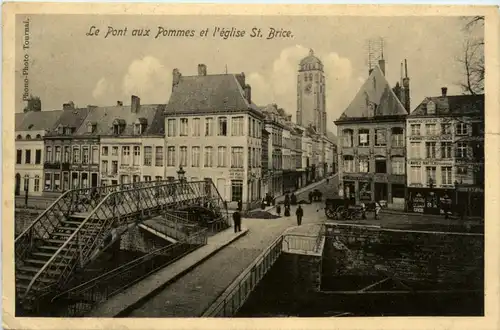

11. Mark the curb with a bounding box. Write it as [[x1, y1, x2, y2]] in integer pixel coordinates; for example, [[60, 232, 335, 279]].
[[90, 229, 249, 317]]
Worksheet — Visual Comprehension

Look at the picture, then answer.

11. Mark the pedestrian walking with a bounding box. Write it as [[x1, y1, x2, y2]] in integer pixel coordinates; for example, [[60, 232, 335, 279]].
[[276, 204, 282, 216], [284, 205, 291, 217], [237, 200, 243, 212], [374, 200, 382, 220], [232, 211, 242, 233], [296, 205, 304, 226], [308, 191, 313, 204], [360, 202, 367, 220], [290, 193, 297, 205], [284, 194, 290, 207]]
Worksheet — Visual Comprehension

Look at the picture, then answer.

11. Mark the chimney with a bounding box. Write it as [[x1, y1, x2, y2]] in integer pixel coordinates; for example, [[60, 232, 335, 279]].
[[244, 84, 252, 104], [63, 101, 75, 111], [131, 95, 141, 113], [441, 87, 448, 97], [172, 68, 182, 91], [236, 72, 246, 88], [378, 59, 386, 76], [117, 101, 123, 106], [197, 64, 207, 76]]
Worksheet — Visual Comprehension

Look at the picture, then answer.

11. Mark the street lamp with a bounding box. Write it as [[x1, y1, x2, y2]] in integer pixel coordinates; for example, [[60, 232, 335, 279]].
[[177, 166, 186, 182]]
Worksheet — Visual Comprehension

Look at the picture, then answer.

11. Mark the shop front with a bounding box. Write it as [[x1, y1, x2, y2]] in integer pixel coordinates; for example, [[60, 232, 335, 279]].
[[407, 187, 455, 215]]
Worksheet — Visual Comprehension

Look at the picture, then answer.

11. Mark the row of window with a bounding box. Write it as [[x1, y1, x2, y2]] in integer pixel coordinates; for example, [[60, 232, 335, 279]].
[[343, 156, 405, 175], [409, 166, 454, 185], [102, 146, 164, 167], [409, 122, 475, 136], [163, 146, 260, 169], [18, 174, 41, 192], [45, 145, 100, 165], [166, 116, 262, 138], [16, 134, 42, 140], [409, 142, 469, 159], [16, 149, 42, 165], [342, 128, 404, 148]]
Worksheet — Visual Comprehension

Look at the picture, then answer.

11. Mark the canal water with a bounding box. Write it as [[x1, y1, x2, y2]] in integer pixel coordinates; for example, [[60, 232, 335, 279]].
[[236, 255, 484, 317]]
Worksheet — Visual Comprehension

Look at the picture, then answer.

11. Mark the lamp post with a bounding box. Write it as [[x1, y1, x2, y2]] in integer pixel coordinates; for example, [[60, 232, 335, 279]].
[[177, 165, 186, 183]]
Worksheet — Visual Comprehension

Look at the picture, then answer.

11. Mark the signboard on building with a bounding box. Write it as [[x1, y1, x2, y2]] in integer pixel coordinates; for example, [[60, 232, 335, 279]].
[[119, 165, 140, 174], [229, 169, 244, 180], [411, 192, 425, 213]]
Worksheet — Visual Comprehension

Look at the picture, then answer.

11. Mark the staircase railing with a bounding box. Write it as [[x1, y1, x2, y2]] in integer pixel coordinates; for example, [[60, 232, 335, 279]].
[[49, 228, 208, 317], [20, 180, 218, 301], [14, 180, 176, 264]]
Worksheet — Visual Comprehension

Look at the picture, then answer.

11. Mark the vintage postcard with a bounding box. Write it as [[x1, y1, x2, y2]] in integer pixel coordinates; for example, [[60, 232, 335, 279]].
[[2, 3, 499, 330]]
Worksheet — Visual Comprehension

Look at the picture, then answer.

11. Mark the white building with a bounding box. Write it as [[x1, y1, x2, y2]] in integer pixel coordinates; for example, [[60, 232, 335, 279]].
[[165, 64, 265, 209], [15, 110, 62, 196]]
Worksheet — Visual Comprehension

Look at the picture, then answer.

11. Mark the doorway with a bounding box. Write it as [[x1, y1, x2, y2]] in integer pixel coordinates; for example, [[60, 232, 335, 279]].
[[91, 173, 98, 187], [15, 173, 21, 195], [375, 183, 388, 202]]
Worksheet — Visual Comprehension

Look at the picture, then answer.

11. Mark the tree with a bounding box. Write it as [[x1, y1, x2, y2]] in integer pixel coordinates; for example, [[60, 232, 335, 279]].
[[23, 95, 41, 112], [457, 17, 484, 95]]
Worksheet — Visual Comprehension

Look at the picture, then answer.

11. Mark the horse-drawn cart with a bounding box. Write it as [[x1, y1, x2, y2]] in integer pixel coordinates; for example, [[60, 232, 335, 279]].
[[324, 198, 354, 219]]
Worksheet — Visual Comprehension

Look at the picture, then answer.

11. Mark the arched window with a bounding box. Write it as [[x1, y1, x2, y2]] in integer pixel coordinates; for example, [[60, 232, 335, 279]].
[[343, 155, 354, 173], [391, 156, 405, 175], [391, 127, 404, 147], [24, 174, 29, 191], [358, 129, 370, 147], [342, 129, 353, 148], [35, 134, 42, 139], [16, 134, 22, 140], [34, 175, 40, 192], [25, 134, 31, 140]]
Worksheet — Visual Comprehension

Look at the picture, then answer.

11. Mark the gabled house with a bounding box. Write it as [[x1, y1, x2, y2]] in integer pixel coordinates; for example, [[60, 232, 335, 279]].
[[334, 63, 409, 207]]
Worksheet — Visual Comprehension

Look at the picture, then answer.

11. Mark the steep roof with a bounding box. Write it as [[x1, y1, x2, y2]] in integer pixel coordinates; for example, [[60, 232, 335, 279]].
[[15, 113, 27, 131], [16, 110, 63, 132], [166, 74, 253, 115], [336, 66, 408, 122], [409, 94, 484, 118], [76, 104, 165, 136], [46, 107, 91, 136]]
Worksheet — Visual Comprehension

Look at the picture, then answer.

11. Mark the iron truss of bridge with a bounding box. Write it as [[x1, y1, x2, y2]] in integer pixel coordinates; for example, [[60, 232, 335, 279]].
[[15, 179, 230, 316]]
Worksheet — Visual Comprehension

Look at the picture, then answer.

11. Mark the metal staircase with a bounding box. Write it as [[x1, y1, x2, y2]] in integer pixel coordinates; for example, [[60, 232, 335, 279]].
[[15, 179, 228, 313]]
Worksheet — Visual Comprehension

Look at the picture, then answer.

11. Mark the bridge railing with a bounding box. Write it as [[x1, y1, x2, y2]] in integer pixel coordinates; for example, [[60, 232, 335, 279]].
[[14, 180, 176, 263], [202, 230, 326, 317], [50, 228, 208, 317], [202, 235, 284, 317], [22, 180, 226, 300]]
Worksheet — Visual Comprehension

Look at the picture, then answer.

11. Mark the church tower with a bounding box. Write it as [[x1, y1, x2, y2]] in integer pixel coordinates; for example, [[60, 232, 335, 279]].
[[296, 49, 326, 134]]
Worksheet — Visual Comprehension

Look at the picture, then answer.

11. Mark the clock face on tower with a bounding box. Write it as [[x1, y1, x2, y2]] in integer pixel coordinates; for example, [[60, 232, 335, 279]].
[[304, 83, 312, 94]]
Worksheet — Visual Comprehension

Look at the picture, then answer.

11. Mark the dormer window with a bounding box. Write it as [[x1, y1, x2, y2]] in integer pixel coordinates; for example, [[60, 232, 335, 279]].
[[57, 125, 64, 135], [64, 127, 73, 135], [87, 122, 97, 134], [427, 101, 436, 115], [113, 119, 126, 135], [134, 118, 147, 135]]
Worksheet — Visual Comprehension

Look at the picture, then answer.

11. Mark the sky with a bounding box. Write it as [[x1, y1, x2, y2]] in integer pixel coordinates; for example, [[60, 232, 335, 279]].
[[15, 15, 483, 133]]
